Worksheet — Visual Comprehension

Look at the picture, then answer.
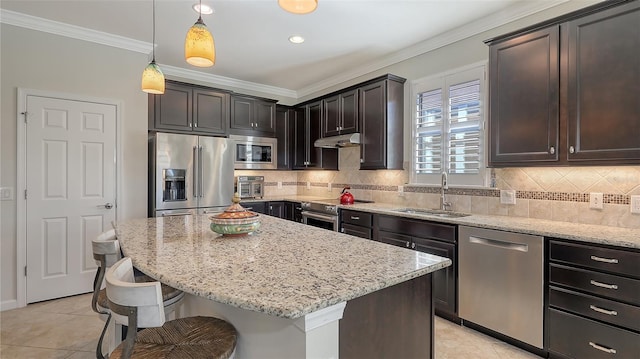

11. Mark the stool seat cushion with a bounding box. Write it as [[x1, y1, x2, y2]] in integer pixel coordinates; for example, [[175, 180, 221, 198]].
[[110, 316, 237, 359], [97, 276, 182, 310]]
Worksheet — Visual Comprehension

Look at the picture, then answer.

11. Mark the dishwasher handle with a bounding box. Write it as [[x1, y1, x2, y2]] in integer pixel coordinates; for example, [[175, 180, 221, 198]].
[[469, 235, 529, 252]]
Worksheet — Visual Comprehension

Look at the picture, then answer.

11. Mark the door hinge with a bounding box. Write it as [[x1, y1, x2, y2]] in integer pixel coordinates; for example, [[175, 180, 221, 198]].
[[21, 111, 27, 123], [24, 266, 27, 277]]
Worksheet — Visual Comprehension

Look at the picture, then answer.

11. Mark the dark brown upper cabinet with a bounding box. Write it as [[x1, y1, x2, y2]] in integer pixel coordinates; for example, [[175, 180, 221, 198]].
[[149, 81, 229, 136], [359, 77, 405, 170], [275, 106, 294, 170], [488, 26, 560, 165], [322, 89, 359, 137], [487, 0, 639, 167], [292, 102, 338, 170], [565, 1, 640, 163], [230, 95, 276, 137]]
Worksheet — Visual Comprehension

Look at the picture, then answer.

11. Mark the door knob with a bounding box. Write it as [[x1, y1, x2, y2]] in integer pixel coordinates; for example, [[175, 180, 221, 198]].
[[99, 203, 113, 209]]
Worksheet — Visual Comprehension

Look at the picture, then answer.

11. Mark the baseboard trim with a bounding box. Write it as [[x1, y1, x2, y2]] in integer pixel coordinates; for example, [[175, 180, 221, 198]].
[[1, 299, 18, 311]]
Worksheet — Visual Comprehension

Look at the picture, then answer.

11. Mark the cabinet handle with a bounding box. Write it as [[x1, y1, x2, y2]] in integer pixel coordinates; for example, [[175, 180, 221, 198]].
[[588, 342, 617, 354], [569, 145, 575, 154], [411, 242, 416, 249], [336, 126, 339, 131], [405, 241, 410, 248], [350, 216, 360, 220], [549, 146, 555, 155], [189, 122, 193, 128], [360, 158, 364, 163], [589, 305, 618, 316], [590, 280, 618, 290], [590, 255, 619, 264], [340, 228, 344, 233], [194, 122, 197, 128]]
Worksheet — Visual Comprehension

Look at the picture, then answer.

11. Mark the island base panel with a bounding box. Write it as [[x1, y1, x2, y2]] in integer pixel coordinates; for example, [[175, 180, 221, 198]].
[[339, 274, 434, 359]]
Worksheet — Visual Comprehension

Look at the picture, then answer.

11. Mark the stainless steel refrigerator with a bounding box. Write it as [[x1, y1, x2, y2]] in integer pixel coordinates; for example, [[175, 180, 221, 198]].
[[149, 132, 234, 217]]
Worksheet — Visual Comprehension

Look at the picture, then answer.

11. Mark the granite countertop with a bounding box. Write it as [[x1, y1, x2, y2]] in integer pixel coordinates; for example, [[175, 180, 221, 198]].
[[345, 203, 640, 249], [240, 196, 639, 249], [115, 214, 451, 319]]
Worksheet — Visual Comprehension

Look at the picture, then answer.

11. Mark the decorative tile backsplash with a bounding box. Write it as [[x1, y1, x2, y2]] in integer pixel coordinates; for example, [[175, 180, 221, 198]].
[[237, 147, 640, 229]]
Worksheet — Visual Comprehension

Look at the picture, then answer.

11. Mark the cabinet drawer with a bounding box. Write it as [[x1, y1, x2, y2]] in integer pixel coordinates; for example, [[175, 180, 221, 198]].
[[341, 210, 372, 227], [341, 223, 372, 240], [550, 264, 640, 305], [548, 309, 640, 359], [549, 286, 640, 331], [550, 240, 640, 278], [377, 215, 455, 242]]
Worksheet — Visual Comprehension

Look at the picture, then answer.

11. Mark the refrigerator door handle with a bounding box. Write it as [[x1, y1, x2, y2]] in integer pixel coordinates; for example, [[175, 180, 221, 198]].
[[193, 146, 198, 198], [199, 146, 204, 197]]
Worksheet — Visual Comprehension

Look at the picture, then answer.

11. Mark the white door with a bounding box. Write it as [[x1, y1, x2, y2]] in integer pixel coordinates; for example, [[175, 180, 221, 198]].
[[25, 95, 117, 303]]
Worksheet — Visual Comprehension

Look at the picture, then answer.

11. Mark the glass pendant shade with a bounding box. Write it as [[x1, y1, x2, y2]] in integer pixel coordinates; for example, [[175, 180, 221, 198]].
[[278, 0, 317, 14], [185, 18, 215, 67], [141, 61, 165, 94]]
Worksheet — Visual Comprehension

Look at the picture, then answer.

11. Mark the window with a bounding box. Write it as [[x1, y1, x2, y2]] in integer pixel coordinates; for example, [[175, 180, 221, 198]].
[[411, 64, 486, 186]]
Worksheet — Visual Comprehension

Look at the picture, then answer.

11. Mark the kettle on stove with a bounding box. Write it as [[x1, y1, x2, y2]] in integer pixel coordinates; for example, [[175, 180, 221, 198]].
[[340, 186, 355, 205]]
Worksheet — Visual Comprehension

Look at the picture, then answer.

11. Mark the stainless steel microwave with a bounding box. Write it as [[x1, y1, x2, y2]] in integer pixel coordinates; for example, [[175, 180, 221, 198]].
[[229, 135, 277, 170]]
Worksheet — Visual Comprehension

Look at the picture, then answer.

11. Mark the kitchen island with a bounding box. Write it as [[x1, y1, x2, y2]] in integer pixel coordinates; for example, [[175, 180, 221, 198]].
[[115, 214, 451, 358]]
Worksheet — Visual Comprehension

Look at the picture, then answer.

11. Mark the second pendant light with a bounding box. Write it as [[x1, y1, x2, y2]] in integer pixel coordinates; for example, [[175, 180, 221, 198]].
[[185, 0, 215, 67]]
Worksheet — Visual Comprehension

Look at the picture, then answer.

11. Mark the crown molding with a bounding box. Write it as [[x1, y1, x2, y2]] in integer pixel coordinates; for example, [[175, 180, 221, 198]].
[[160, 65, 298, 99], [0, 9, 151, 54], [296, 0, 570, 98]]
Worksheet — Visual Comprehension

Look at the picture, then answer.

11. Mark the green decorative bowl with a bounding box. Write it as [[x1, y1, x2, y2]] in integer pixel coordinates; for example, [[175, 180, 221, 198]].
[[209, 196, 261, 236]]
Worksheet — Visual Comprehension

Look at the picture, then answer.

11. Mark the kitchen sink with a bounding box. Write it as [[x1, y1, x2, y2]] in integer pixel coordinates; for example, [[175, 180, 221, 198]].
[[392, 208, 471, 218]]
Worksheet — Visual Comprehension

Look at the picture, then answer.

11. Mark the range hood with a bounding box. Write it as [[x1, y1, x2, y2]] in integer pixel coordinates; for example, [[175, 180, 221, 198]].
[[314, 133, 361, 148]]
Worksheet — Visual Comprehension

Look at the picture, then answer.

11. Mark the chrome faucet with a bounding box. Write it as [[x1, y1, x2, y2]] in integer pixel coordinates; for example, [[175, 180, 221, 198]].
[[440, 171, 452, 211]]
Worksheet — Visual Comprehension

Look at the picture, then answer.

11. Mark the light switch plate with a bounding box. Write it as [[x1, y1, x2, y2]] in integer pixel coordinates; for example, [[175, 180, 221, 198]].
[[306, 181, 311, 190], [398, 185, 404, 196], [631, 195, 640, 214], [328, 182, 332, 192], [277, 181, 282, 189], [590, 192, 604, 209], [0, 187, 14, 201], [500, 190, 516, 205]]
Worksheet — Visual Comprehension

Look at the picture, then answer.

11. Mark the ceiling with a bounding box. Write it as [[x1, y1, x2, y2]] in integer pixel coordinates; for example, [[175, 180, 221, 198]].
[[0, 0, 568, 97]]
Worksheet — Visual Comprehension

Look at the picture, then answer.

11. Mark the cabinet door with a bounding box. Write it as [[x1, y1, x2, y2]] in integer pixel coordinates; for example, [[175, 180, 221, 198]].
[[230, 96, 254, 130], [255, 100, 276, 136], [193, 89, 228, 135], [340, 89, 359, 134], [341, 224, 372, 240], [276, 106, 293, 169], [307, 101, 322, 167], [413, 237, 457, 316], [377, 230, 412, 249], [152, 82, 193, 131], [292, 107, 308, 169], [323, 95, 341, 137], [360, 80, 387, 169], [566, 2, 640, 163], [268, 202, 286, 218], [488, 26, 560, 165]]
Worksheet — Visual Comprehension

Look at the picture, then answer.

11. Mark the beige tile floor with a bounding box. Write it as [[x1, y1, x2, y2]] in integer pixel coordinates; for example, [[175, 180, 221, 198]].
[[1, 293, 540, 358]]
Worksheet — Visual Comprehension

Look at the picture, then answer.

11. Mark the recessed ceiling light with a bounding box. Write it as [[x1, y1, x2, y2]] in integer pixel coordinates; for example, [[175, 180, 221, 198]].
[[289, 35, 305, 44], [192, 3, 214, 15]]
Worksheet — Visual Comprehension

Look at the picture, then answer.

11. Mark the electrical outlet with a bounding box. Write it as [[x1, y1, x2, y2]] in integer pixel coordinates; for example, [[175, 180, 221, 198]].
[[306, 181, 311, 190], [328, 182, 332, 192], [500, 190, 516, 205], [277, 181, 282, 189], [398, 185, 404, 196], [589, 192, 604, 209], [0, 187, 14, 201], [631, 195, 640, 214]]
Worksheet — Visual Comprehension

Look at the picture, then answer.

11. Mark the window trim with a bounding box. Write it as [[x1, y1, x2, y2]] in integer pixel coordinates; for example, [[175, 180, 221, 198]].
[[410, 62, 488, 187]]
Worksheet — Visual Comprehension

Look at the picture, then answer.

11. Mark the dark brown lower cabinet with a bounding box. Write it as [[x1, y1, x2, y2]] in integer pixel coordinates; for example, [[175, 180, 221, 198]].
[[375, 215, 457, 319], [340, 273, 433, 359], [340, 209, 373, 239], [267, 201, 286, 219]]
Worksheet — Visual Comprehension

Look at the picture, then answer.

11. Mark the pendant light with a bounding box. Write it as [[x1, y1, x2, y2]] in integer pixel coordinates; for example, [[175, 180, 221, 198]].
[[141, 0, 165, 94], [279, 0, 318, 14], [185, 0, 215, 67]]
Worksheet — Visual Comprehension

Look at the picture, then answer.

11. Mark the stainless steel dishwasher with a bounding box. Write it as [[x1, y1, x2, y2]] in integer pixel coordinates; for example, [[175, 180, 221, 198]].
[[459, 226, 544, 349]]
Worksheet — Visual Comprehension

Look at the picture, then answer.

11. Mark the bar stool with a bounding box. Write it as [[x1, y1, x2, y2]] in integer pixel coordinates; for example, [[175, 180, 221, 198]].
[[105, 257, 238, 359], [92, 229, 184, 357]]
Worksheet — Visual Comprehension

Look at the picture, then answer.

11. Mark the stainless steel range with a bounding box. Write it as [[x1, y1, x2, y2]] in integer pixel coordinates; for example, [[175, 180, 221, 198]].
[[301, 199, 373, 231]]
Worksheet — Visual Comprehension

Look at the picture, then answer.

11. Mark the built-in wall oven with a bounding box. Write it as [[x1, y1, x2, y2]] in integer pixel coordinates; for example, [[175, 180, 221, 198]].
[[301, 202, 339, 231]]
